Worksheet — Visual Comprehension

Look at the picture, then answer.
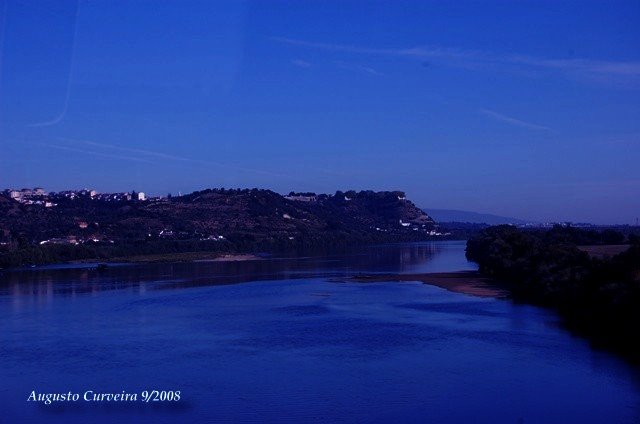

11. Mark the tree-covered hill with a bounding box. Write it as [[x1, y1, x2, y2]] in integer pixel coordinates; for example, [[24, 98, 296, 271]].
[[0, 188, 437, 267]]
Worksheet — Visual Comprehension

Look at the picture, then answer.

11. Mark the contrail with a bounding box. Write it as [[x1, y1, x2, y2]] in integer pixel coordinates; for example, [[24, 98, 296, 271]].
[[39, 143, 155, 164], [54, 137, 292, 178], [28, 0, 80, 127], [0, 0, 8, 126], [479, 109, 551, 131]]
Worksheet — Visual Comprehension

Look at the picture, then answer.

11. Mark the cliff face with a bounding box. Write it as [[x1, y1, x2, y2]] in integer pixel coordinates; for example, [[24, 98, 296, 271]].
[[302, 190, 434, 231], [0, 189, 436, 247]]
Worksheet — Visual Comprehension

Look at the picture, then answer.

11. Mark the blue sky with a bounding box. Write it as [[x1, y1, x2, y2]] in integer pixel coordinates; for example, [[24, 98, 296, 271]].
[[1, 0, 639, 224]]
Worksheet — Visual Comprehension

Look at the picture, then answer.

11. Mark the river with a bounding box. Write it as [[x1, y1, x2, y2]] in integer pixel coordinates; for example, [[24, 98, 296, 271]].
[[1, 241, 638, 423]]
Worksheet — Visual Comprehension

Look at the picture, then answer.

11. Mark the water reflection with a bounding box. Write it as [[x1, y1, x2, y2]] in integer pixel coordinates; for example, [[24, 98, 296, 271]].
[[0, 241, 467, 298]]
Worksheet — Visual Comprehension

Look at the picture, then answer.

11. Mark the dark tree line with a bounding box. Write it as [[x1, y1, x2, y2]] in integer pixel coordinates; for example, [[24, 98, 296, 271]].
[[466, 225, 640, 361]]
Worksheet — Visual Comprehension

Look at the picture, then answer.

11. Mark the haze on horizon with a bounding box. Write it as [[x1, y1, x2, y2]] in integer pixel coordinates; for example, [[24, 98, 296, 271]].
[[1, 0, 639, 225]]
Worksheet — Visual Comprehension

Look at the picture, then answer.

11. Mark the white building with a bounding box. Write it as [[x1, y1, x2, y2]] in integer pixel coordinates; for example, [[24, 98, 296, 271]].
[[137, 192, 146, 201], [284, 195, 316, 202]]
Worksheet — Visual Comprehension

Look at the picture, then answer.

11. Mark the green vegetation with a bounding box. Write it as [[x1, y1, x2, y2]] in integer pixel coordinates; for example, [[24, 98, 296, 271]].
[[466, 225, 640, 361]]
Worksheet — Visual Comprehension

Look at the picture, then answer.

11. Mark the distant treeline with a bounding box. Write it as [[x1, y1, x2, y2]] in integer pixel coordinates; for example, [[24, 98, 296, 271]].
[[440, 222, 640, 242], [466, 225, 640, 361]]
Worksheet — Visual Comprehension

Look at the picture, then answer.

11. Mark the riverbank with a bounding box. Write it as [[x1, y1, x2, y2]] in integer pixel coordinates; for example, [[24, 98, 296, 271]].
[[466, 225, 640, 363], [81, 252, 264, 264], [349, 271, 508, 299]]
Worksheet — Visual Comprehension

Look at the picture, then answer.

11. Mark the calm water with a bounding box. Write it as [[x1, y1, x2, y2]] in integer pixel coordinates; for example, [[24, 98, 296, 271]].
[[1, 241, 638, 423]]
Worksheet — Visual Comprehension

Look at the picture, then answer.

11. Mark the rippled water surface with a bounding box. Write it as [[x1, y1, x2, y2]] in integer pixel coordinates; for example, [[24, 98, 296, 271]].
[[1, 241, 638, 423]]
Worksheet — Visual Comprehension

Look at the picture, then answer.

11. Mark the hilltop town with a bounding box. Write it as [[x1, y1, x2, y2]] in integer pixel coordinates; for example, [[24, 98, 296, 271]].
[[3, 187, 149, 206], [0, 187, 444, 267]]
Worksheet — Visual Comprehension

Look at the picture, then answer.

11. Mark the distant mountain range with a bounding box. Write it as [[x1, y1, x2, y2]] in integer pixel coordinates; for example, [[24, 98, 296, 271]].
[[424, 208, 531, 225]]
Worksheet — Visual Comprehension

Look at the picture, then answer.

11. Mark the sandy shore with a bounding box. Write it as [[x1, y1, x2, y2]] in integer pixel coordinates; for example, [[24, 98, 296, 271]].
[[349, 271, 508, 299], [104, 252, 263, 264], [196, 254, 264, 262]]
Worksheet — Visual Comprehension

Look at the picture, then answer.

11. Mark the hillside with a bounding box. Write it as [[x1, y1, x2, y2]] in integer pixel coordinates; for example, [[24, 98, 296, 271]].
[[0, 189, 437, 267]]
